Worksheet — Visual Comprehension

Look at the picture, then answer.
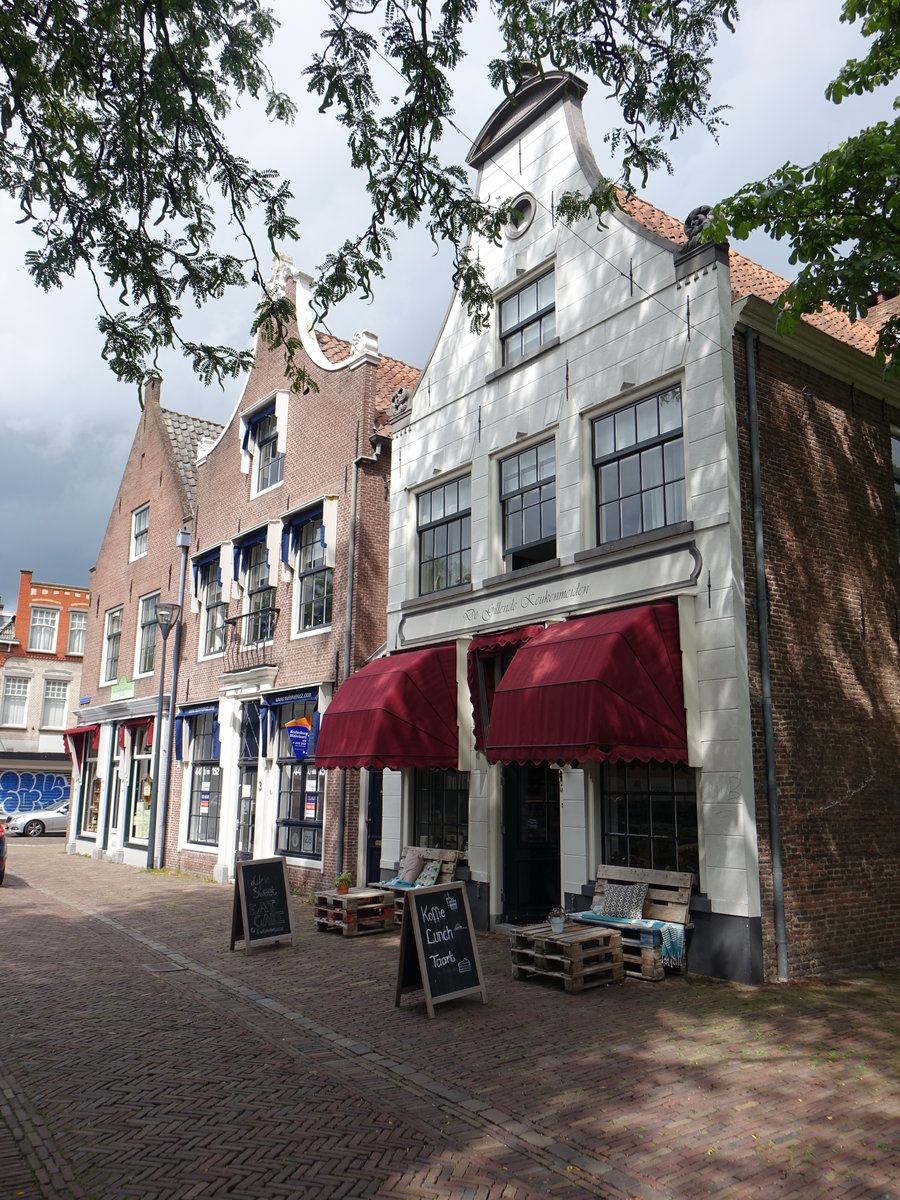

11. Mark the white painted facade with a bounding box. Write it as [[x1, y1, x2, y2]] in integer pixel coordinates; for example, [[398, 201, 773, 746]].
[[381, 73, 761, 975]]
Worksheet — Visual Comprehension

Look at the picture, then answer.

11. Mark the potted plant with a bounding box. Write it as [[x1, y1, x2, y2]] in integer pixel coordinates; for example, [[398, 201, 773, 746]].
[[334, 870, 353, 895], [548, 906, 566, 934]]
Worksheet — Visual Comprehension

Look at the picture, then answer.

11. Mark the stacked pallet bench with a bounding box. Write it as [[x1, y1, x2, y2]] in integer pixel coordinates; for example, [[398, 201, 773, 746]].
[[509, 923, 624, 993], [575, 865, 694, 981], [313, 887, 395, 937], [371, 847, 462, 926]]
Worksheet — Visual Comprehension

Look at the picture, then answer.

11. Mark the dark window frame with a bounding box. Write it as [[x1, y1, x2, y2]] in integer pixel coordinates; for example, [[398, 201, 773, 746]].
[[500, 438, 557, 570], [274, 700, 324, 860], [498, 268, 556, 367], [601, 760, 698, 878], [187, 714, 222, 845], [413, 768, 469, 856], [417, 475, 472, 595], [593, 385, 686, 545]]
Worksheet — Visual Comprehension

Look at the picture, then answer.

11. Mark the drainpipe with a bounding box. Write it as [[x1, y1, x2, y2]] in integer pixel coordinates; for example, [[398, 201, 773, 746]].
[[336, 424, 361, 876], [157, 528, 192, 867], [744, 326, 789, 982]]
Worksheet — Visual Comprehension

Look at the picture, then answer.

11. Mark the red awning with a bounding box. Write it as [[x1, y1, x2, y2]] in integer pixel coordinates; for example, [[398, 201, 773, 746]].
[[466, 625, 544, 751], [315, 644, 459, 770], [63, 724, 100, 767], [485, 602, 688, 766]]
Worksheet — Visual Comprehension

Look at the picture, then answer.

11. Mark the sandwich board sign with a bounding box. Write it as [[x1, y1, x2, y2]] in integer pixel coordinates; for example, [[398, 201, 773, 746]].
[[230, 856, 294, 952], [394, 881, 487, 1018]]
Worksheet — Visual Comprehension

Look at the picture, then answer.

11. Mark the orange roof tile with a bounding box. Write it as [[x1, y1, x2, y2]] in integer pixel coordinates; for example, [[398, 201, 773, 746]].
[[314, 332, 420, 432], [618, 193, 881, 360]]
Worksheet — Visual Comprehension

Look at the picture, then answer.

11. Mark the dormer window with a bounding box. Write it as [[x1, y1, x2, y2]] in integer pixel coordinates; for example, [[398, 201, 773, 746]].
[[242, 400, 286, 495], [256, 413, 284, 491]]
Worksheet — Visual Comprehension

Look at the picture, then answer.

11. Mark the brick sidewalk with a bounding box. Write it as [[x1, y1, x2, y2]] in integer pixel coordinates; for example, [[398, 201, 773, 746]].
[[3, 841, 898, 1199]]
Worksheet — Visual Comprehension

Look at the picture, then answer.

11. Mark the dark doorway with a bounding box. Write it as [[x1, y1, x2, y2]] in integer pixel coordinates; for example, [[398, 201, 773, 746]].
[[365, 770, 383, 885], [235, 701, 260, 868], [501, 762, 561, 923]]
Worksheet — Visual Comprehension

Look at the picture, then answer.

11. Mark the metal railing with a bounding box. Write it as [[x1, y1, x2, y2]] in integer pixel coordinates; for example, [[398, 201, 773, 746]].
[[222, 607, 279, 674]]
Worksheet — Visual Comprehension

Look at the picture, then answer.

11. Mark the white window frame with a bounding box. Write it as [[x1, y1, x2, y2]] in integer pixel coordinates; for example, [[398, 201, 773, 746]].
[[242, 393, 288, 498], [67, 610, 88, 656], [41, 678, 69, 729], [28, 606, 59, 653], [1, 676, 29, 726], [135, 593, 160, 677], [102, 607, 123, 685], [131, 503, 150, 561], [200, 561, 227, 659]]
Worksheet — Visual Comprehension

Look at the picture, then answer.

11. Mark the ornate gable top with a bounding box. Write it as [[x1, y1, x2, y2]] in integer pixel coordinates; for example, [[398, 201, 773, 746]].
[[466, 68, 587, 170]]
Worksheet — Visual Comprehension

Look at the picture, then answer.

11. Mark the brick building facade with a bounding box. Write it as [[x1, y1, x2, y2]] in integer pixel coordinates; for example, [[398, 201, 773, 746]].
[[0, 569, 88, 821]]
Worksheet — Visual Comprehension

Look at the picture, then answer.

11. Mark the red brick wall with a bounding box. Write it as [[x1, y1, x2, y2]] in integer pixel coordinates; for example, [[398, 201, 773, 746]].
[[0, 569, 90, 670], [734, 333, 900, 978]]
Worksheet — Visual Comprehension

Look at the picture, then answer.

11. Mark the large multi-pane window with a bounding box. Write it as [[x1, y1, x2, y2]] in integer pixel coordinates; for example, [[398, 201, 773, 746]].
[[78, 736, 100, 837], [28, 607, 59, 652], [500, 439, 556, 569], [499, 268, 555, 366], [297, 518, 333, 631], [67, 611, 87, 656], [274, 700, 324, 859], [187, 714, 222, 845], [418, 476, 471, 594], [41, 679, 68, 728], [201, 561, 226, 656], [128, 726, 153, 843], [256, 413, 284, 491], [413, 769, 469, 856], [247, 543, 275, 643], [137, 593, 159, 675], [132, 504, 149, 558], [1, 676, 29, 726], [602, 761, 698, 878], [593, 385, 686, 544], [103, 608, 123, 683]]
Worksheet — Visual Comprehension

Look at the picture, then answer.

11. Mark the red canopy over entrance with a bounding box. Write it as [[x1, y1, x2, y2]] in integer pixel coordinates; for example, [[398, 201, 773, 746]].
[[314, 644, 459, 770], [484, 602, 687, 765]]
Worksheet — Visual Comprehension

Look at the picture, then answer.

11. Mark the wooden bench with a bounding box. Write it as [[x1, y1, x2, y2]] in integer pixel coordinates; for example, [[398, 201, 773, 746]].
[[574, 865, 694, 981], [371, 847, 462, 926]]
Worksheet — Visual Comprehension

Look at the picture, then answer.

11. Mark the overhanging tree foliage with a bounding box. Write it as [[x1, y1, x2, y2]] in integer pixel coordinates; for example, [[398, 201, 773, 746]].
[[0, 0, 737, 396], [706, 0, 900, 377]]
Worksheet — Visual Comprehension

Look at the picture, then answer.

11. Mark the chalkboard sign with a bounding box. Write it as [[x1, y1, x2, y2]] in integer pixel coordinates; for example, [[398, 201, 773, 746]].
[[395, 882, 487, 1018], [230, 856, 294, 952]]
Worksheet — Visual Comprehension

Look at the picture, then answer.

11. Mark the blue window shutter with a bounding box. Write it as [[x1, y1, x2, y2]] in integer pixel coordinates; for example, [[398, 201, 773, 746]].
[[174, 716, 184, 762]]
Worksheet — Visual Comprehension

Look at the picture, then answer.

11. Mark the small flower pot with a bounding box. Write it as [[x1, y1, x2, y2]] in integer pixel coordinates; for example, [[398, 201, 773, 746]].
[[336, 883, 349, 894], [549, 915, 565, 934]]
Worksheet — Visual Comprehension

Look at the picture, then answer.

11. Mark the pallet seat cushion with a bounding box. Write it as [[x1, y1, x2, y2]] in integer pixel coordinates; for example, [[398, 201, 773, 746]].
[[396, 848, 426, 882], [591, 881, 648, 919], [576, 913, 685, 968], [414, 859, 442, 887]]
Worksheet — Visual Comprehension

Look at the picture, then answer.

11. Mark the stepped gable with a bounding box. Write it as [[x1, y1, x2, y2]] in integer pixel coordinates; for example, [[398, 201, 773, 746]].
[[618, 193, 881, 359], [160, 409, 225, 512], [315, 331, 420, 433]]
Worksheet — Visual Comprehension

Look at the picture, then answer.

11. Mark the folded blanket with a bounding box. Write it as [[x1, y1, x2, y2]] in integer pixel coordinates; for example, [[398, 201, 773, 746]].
[[574, 913, 685, 968]]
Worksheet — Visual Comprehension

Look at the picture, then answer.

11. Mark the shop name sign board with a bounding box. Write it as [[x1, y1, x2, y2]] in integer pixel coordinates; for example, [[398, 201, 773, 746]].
[[394, 882, 487, 1018], [230, 857, 294, 952]]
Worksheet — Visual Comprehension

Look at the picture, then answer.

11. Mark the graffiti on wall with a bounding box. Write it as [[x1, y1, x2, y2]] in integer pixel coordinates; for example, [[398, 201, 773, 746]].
[[0, 770, 71, 815]]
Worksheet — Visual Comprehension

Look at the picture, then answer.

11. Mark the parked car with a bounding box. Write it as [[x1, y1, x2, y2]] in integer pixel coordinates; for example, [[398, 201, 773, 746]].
[[5, 800, 70, 838], [0, 820, 7, 884]]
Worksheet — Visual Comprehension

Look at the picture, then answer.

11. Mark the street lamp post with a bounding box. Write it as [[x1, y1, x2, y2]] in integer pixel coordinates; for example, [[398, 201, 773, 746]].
[[146, 600, 181, 870]]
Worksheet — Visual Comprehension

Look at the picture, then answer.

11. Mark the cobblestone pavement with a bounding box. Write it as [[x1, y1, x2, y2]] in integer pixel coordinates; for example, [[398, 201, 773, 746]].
[[2, 841, 898, 1200]]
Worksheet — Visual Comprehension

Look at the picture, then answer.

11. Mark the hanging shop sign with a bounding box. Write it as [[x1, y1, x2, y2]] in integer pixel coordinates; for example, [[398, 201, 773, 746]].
[[285, 716, 313, 761]]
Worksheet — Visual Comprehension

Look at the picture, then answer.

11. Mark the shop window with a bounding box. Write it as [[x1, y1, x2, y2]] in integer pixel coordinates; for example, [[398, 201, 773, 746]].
[[274, 700, 324, 859], [593, 385, 686, 544], [200, 560, 226, 656], [67, 611, 87, 656], [132, 504, 149, 559], [500, 439, 556, 570], [136, 592, 159, 676], [78, 737, 100, 837], [602, 761, 698, 877], [28, 606, 59, 652], [498, 268, 555, 366], [413, 768, 469, 856], [103, 608, 123, 683], [128, 726, 153, 844], [418, 475, 471, 594], [1, 676, 29, 726], [41, 679, 68, 728], [187, 714, 222, 845]]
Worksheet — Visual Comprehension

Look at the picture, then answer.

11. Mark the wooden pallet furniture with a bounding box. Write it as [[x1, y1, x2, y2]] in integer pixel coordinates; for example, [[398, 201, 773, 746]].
[[574, 865, 694, 981], [371, 847, 463, 926], [509, 923, 624, 993], [313, 887, 395, 937]]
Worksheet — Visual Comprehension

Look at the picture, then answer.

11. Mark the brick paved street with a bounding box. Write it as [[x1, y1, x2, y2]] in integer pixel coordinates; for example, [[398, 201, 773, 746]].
[[2, 841, 898, 1199]]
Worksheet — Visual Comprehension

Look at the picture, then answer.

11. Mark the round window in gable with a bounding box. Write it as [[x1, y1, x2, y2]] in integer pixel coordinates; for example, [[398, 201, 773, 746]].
[[506, 193, 536, 240]]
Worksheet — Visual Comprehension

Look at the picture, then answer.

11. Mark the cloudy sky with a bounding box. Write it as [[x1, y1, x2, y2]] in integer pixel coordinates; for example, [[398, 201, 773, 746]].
[[0, 0, 894, 610]]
